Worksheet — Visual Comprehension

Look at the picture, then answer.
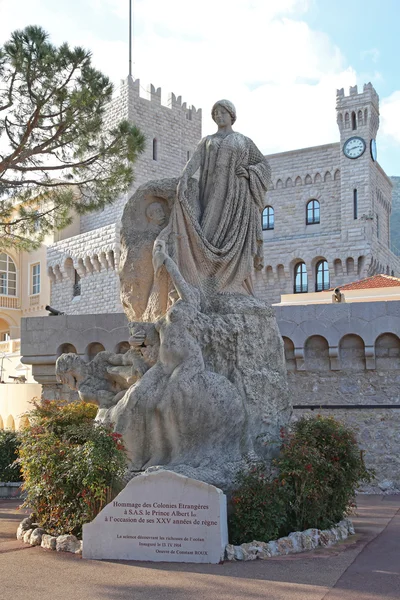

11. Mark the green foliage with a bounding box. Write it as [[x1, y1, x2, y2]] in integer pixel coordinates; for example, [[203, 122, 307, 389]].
[[0, 430, 22, 482], [18, 400, 127, 537], [278, 415, 372, 532], [229, 415, 372, 543], [0, 25, 145, 250], [229, 463, 287, 545]]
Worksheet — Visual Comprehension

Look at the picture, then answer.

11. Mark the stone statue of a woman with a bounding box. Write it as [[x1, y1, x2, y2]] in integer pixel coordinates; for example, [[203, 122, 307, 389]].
[[158, 99, 272, 299]]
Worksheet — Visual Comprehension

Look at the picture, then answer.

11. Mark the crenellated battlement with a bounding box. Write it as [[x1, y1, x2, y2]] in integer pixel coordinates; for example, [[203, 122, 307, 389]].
[[336, 82, 380, 136], [111, 75, 202, 122], [336, 82, 379, 111]]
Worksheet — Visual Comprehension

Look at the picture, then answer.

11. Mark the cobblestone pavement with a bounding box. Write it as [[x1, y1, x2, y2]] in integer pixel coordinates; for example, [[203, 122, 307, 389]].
[[0, 495, 399, 600]]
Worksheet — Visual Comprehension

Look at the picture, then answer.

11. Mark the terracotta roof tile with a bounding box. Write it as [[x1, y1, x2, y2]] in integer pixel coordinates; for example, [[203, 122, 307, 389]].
[[332, 274, 400, 291]]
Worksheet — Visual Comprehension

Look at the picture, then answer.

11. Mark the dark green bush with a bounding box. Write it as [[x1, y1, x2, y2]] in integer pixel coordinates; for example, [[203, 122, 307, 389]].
[[229, 415, 372, 543], [229, 462, 287, 545], [278, 415, 372, 532], [18, 400, 127, 537], [0, 430, 22, 482]]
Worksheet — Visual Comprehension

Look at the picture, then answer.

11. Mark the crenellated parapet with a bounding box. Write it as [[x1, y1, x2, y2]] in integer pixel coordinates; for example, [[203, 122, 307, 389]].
[[104, 75, 202, 130], [336, 83, 379, 110], [47, 224, 119, 283], [336, 82, 380, 136]]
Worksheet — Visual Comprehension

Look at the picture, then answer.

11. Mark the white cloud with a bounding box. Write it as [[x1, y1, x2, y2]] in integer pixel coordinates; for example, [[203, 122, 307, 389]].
[[381, 92, 400, 144], [360, 48, 380, 64]]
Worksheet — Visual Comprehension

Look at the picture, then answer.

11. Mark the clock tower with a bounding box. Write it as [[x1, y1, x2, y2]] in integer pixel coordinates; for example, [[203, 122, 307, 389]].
[[335, 83, 390, 254]]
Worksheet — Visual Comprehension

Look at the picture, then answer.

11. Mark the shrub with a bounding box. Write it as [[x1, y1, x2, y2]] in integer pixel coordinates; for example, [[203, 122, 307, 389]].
[[229, 415, 372, 543], [0, 430, 22, 482], [18, 400, 127, 537], [229, 462, 287, 545], [277, 415, 372, 532]]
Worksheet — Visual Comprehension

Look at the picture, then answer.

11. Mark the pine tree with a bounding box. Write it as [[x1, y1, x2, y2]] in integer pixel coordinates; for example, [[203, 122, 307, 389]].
[[0, 26, 145, 250]]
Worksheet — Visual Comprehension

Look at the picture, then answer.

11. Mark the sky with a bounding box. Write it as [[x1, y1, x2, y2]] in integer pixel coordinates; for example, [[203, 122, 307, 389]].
[[1, 0, 400, 174]]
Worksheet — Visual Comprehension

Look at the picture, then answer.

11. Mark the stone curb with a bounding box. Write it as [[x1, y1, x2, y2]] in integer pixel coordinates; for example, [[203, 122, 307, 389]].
[[225, 518, 355, 561], [16, 517, 82, 555]]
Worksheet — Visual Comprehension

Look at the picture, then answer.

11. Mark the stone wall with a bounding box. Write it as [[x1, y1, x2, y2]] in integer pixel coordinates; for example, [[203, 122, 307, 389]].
[[292, 406, 400, 489], [277, 299, 400, 488], [390, 176, 400, 254], [47, 224, 121, 314]]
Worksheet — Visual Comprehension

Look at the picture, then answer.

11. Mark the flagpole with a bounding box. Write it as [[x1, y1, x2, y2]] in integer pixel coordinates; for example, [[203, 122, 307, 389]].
[[129, 0, 133, 77]]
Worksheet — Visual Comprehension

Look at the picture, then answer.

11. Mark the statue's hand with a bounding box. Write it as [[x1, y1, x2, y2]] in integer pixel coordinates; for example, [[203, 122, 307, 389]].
[[236, 166, 250, 179], [153, 240, 167, 274]]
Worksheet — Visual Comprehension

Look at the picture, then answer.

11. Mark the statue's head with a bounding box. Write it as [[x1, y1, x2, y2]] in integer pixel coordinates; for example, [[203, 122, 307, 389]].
[[146, 202, 166, 227], [211, 99, 236, 125]]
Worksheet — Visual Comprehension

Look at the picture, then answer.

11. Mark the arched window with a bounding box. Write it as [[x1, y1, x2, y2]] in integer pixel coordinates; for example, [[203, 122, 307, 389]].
[[294, 262, 308, 293], [315, 260, 330, 291], [0, 253, 17, 296], [152, 138, 158, 161], [262, 206, 274, 230], [306, 200, 320, 225], [351, 111, 357, 130]]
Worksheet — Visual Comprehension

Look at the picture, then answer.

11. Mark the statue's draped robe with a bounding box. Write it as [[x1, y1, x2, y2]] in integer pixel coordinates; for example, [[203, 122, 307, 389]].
[[162, 132, 271, 297]]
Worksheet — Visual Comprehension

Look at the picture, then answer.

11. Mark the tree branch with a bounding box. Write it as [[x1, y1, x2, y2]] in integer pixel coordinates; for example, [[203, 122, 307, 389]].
[[0, 68, 17, 112]]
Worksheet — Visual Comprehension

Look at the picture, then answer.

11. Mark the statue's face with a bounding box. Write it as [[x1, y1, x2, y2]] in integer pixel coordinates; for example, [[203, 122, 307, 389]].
[[213, 105, 232, 127], [146, 202, 166, 226]]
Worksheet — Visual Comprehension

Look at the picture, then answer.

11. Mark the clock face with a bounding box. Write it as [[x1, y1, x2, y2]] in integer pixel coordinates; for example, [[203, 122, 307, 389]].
[[371, 139, 377, 161], [343, 136, 366, 159]]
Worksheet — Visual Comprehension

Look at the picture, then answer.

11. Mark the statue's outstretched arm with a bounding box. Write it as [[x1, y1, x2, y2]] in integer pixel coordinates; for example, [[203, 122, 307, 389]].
[[164, 255, 194, 303], [153, 240, 197, 305]]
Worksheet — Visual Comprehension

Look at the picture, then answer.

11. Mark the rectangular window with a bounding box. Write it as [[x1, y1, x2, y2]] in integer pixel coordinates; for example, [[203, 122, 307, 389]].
[[73, 270, 81, 297], [376, 213, 380, 239], [0, 273, 6, 295], [31, 263, 40, 295], [353, 189, 358, 219]]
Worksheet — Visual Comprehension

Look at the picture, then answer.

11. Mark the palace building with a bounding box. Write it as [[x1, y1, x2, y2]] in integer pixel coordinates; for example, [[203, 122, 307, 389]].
[[255, 83, 400, 304]]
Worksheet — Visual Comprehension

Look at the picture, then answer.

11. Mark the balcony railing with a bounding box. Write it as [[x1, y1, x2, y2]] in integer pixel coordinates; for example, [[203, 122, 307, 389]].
[[0, 339, 20, 354], [0, 295, 20, 309]]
